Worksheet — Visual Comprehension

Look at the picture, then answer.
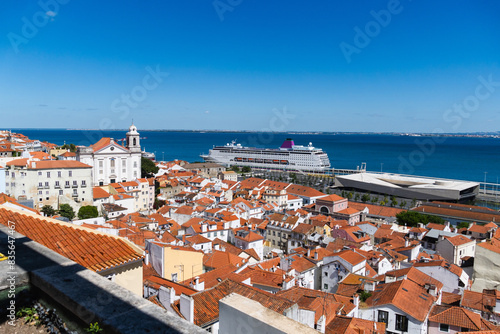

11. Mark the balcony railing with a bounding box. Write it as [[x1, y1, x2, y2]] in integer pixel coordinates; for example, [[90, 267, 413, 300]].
[[72, 184, 78, 188], [65, 184, 70, 188]]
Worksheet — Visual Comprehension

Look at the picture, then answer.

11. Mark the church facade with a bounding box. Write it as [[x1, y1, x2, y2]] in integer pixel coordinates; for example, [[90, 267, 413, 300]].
[[77, 124, 142, 186]]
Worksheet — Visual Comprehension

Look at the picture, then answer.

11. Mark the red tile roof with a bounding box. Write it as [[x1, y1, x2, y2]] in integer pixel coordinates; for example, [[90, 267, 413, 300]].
[[93, 187, 110, 200], [0, 207, 143, 272], [429, 305, 483, 330], [28, 160, 92, 169], [203, 250, 247, 269], [326, 316, 386, 334], [364, 279, 436, 322], [446, 235, 474, 246], [178, 279, 294, 327], [277, 286, 356, 317]]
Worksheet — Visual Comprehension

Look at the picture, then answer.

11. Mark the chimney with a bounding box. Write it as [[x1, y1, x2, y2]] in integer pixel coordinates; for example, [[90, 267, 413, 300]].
[[428, 284, 437, 296], [158, 286, 174, 308], [179, 294, 194, 323], [353, 293, 359, 308], [307, 248, 311, 257], [385, 275, 396, 284], [314, 251, 319, 260], [405, 238, 409, 247]]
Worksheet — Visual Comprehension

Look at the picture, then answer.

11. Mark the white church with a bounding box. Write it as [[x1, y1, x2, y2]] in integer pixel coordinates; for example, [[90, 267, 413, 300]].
[[77, 124, 142, 186]]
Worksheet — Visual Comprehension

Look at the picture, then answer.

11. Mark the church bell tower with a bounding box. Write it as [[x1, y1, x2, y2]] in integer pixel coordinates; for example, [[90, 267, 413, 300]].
[[126, 123, 141, 153]]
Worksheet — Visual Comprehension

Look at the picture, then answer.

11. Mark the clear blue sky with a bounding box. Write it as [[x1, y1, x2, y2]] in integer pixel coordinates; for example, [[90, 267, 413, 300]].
[[1, 1, 499, 132]]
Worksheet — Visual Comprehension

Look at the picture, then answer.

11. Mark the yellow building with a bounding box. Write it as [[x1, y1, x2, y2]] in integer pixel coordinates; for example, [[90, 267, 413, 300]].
[[146, 242, 204, 282]]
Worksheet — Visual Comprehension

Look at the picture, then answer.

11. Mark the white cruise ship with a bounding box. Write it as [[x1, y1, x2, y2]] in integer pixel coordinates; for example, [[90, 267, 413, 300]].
[[201, 139, 331, 172]]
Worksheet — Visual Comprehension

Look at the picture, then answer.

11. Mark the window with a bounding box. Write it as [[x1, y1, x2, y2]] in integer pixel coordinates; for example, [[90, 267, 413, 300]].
[[82, 180, 86, 186], [110, 159, 115, 168], [324, 272, 328, 277], [171, 273, 178, 282], [395, 314, 408, 332], [59, 190, 63, 195], [38, 171, 42, 176], [47, 172, 50, 178], [58, 171, 61, 177], [99, 161, 103, 168], [439, 324, 449, 332], [68, 171, 72, 177], [323, 284, 328, 290], [378, 310, 389, 325]]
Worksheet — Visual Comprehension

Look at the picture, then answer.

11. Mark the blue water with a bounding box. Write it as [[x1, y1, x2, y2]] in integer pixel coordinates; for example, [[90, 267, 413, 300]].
[[8, 129, 500, 183]]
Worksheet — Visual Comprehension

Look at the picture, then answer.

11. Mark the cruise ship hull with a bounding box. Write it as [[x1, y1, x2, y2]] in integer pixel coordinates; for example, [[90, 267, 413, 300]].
[[201, 139, 331, 172]]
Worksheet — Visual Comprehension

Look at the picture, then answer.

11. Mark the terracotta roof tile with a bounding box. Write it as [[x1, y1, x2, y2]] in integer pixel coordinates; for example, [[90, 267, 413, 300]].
[[0, 207, 143, 272], [364, 279, 436, 322]]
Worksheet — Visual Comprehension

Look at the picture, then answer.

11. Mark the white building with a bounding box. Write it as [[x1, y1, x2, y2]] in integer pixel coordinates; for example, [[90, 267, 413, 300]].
[[321, 249, 366, 293], [4, 159, 93, 211], [435, 234, 475, 266], [413, 260, 469, 294], [77, 124, 142, 186], [231, 229, 264, 261], [0, 166, 5, 194]]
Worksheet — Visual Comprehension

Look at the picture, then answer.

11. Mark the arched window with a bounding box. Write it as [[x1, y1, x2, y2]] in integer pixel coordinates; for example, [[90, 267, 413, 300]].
[[133, 138, 137, 146], [320, 206, 329, 214]]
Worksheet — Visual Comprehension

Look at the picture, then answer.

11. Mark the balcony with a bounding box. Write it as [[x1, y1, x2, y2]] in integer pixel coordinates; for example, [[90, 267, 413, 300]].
[[37, 185, 44, 189], [81, 184, 87, 188], [72, 193, 78, 197], [72, 184, 78, 188], [54, 185, 61, 189], [44, 185, 50, 189]]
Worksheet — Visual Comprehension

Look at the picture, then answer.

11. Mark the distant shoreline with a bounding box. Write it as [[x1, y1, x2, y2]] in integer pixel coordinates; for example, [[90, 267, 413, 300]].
[[4, 128, 500, 139]]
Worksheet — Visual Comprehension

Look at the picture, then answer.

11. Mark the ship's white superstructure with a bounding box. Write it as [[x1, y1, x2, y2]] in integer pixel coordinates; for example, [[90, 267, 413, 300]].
[[201, 139, 331, 172]]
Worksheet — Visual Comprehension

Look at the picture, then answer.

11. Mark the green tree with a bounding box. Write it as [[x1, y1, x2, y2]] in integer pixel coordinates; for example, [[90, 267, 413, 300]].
[[41, 205, 56, 217], [391, 198, 398, 207], [396, 211, 444, 227], [230, 165, 240, 172], [141, 157, 158, 178], [400, 200, 407, 208], [58, 204, 75, 220], [361, 194, 370, 203], [457, 221, 470, 229], [371, 196, 378, 204], [241, 166, 251, 173], [61, 143, 77, 152], [347, 192, 354, 200], [411, 198, 417, 208], [78, 206, 98, 219], [354, 193, 360, 201], [154, 199, 166, 210]]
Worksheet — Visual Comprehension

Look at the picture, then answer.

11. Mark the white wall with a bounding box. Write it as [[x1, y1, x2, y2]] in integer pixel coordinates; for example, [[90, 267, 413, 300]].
[[0, 167, 5, 194]]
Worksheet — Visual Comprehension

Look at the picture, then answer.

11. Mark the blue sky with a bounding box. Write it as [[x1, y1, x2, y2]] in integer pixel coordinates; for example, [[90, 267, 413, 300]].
[[1, 1, 499, 132]]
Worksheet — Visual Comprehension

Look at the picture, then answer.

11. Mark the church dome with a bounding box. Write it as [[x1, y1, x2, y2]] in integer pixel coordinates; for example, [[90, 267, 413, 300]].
[[127, 123, 139, 134]]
